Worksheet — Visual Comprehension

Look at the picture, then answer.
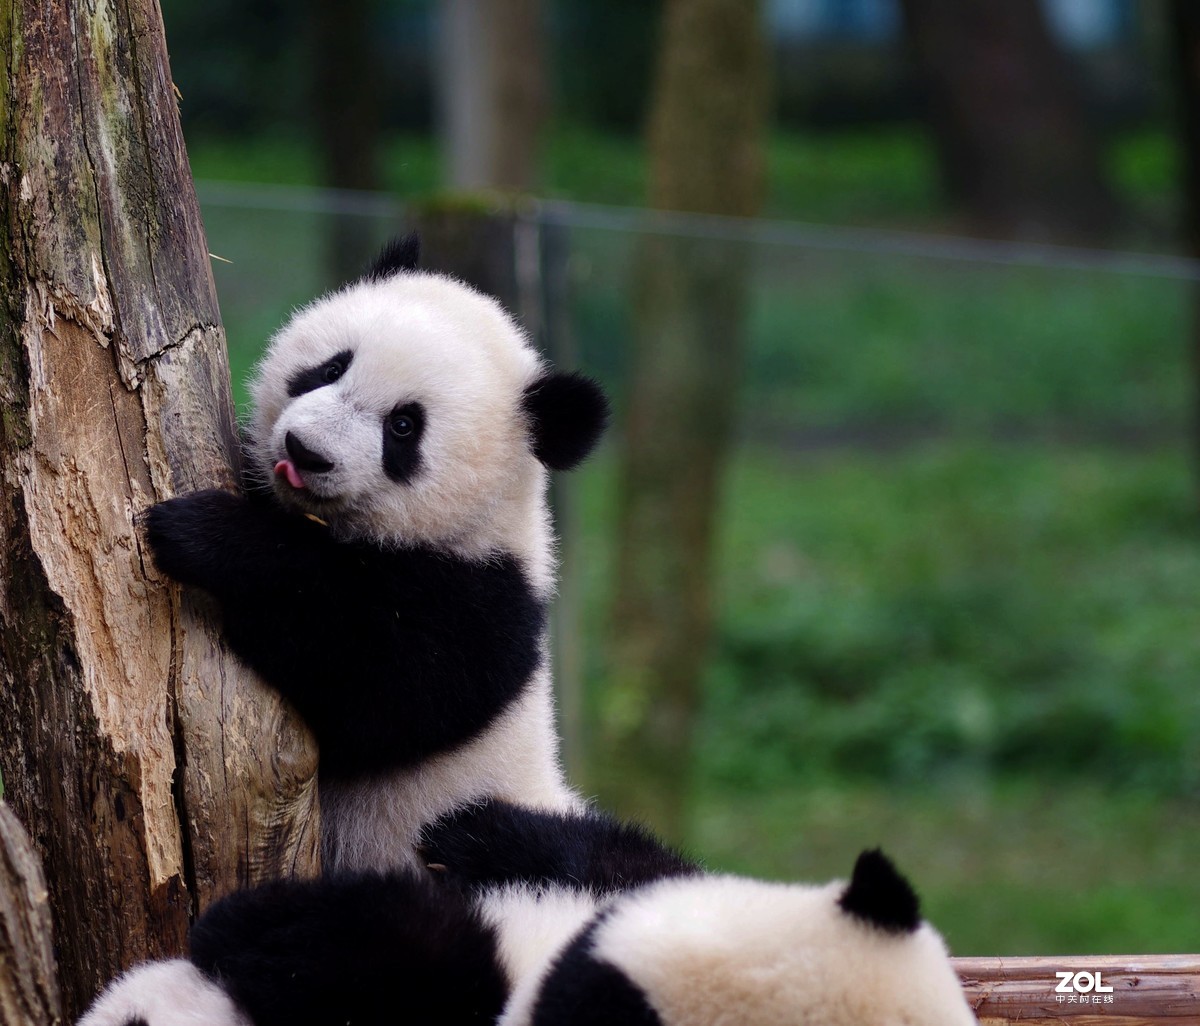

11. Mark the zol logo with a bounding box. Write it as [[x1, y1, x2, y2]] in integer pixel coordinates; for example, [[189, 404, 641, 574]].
[[1055, 971, 1114, 994]]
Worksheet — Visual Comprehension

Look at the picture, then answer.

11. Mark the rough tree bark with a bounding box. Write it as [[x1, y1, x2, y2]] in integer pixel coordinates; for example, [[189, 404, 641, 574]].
[[0, 0, 320, 1019], [899, 0, 1118, 243], [599, 0, 768, 842], [0, 804, 62, 1026]]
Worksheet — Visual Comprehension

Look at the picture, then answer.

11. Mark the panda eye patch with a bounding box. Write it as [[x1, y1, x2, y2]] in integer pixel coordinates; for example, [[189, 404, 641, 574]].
[[287, 349, 354, 398], [382, 402, 425, 483]]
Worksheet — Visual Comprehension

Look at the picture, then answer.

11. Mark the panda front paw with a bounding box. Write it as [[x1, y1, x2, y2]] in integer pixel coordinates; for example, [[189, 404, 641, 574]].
[[78, 959, 251, 1026], [140, 489, 247, 590], [417, 799, 524, 886]]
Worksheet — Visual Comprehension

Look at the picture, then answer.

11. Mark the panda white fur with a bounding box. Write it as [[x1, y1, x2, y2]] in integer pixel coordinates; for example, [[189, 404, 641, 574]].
[[80, 803, 975, 1026], [497, 863, 976, 1026], [143, 236, 608, 872]]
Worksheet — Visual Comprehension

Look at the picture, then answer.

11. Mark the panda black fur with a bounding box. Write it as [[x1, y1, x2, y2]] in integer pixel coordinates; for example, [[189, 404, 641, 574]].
[[80, 803, 975, 1026], [143, 237, 608, 872]]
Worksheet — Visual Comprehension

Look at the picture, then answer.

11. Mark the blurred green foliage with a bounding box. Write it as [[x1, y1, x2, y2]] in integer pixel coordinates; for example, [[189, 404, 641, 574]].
[[714, 446, 1198, 794], [696, 782, 1200, 955], [187, 124, 1178, 232], [573, 252, 1189, 433], [573, 443, 1200, 799]]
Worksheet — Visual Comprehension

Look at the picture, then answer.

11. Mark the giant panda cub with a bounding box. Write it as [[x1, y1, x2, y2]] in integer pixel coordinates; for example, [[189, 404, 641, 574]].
[[143, 236, 608, 872], [80, 802, 976, 1026]]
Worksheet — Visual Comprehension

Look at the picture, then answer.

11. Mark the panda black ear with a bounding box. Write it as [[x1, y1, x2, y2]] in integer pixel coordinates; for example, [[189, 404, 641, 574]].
[[362, 233, 421, 282], [837, 848, 921, 934], [522, 371, 610, 471]]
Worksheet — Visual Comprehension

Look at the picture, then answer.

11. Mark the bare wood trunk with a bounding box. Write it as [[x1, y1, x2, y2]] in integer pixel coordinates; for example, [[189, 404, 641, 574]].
[[600, 0, 768, 841], [955, 954, 1200, 1024], [0, 804, 62, 1026], [0, 0, 320, 1018]]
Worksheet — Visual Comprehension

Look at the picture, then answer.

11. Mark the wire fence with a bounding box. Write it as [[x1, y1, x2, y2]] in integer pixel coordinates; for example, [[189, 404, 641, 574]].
[[197, 180, 1195, 449]]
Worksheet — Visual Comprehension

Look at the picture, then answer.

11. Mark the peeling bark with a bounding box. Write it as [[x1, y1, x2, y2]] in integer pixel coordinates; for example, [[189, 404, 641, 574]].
[[0, 0, 319, 1019]]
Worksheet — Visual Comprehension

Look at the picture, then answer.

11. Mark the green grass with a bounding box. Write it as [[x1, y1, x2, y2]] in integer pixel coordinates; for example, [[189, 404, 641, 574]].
[[574, 443, 1200, 798], [694, 782, 1200, 956], [712, 445, 1199, 794]]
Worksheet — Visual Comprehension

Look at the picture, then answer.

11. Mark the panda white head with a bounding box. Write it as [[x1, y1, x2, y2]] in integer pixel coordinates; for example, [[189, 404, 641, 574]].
[[246, 236, 607, 584], [504, 849, 975, 1026]]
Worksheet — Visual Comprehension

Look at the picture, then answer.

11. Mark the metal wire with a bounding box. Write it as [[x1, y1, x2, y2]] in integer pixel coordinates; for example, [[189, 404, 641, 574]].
[[195, 180, 1200, 283]]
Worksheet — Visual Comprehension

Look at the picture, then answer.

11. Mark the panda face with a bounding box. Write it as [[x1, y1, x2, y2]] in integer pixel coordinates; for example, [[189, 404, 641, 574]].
[[247, 271, 549, 556]]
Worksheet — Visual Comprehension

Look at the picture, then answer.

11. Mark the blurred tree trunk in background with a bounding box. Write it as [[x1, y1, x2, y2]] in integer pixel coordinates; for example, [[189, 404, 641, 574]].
[[311, 0, 383, 279], [899, 0, 1117, 243], [1170, 2, 1200, 496], [0, 0, 320, 1018], [599, 0, 768, 842], [437, 0, 546, 191]]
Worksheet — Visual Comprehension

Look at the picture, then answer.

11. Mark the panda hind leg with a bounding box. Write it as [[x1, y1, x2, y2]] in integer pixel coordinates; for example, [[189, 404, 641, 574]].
[[190, 870, 509, 1026]]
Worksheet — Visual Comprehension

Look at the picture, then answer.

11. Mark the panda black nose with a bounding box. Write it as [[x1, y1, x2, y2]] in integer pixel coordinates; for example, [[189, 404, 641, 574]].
[[285, 431, 335, 473]]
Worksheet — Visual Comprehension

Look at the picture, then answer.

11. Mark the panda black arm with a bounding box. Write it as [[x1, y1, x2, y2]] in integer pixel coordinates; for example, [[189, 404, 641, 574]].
[[420, 800, 700, 895], [220, 546, 548, 776], [141, 489, 330, 595], [147, 492, 548, 776], [189, 871, 508, 1026]]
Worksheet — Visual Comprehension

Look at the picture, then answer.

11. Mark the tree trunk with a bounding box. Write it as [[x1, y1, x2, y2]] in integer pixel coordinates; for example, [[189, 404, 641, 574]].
[[0, 804, 62, 1026], [310, 0, 383, 280], [0, 1, 320, 1019], [1170, 1, 1200, 500], [437, 0, 546, 192], [600, 0, 768, 842], [900, 0, 1118, 243]]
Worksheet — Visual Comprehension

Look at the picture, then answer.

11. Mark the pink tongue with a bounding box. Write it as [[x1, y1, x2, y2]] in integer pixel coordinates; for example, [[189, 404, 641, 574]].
[[274, 460, 305, 490]]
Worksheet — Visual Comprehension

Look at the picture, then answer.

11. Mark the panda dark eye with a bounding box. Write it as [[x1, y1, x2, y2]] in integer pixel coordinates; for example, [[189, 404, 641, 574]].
[[388, 413, 415, 438], [322, 360, 345, 384]]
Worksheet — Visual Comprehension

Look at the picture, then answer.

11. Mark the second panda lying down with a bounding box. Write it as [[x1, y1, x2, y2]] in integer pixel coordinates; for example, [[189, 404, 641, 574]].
[[81, 801, 976, 1026]]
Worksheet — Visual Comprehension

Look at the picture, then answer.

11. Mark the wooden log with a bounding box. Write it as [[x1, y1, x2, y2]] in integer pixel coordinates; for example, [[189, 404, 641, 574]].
[[0, 0, 319, 1018], [955, 954, 1200, 1024], [0, 804, 63, 1026]]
